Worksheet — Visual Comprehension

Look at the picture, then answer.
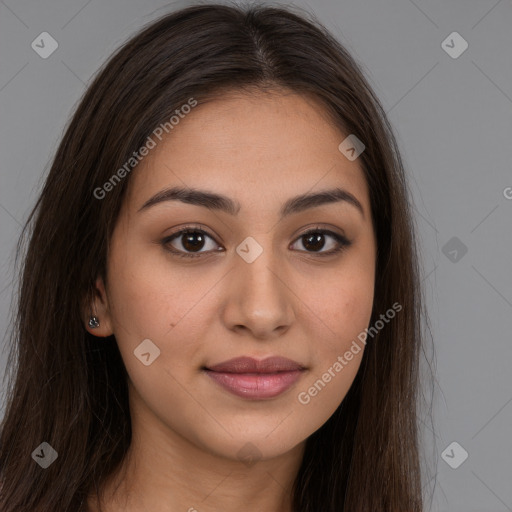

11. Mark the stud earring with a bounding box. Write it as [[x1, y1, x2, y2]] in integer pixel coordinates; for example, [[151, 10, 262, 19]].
[[88, 316, 100, 328]]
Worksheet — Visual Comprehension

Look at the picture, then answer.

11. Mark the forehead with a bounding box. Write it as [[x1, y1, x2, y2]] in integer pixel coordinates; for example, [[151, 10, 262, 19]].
[[125, 91, 370, 215]]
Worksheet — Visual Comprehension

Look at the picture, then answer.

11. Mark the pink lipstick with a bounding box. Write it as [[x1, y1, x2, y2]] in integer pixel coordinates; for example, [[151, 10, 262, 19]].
[[203, 356, 305, 400]]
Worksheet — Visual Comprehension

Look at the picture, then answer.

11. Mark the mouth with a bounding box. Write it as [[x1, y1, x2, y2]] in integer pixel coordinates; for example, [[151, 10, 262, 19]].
[[202, 356, 306, 400]]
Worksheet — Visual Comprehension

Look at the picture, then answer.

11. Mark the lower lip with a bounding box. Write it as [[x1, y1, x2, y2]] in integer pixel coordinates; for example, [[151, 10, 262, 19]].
[[204, 369, 304, 399]]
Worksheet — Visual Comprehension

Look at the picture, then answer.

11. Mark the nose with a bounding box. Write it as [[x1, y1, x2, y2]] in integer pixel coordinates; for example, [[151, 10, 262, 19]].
[[220, 244, 295, 340]]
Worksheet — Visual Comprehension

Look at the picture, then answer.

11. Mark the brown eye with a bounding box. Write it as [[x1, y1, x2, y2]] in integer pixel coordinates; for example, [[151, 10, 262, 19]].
[[180, 230, 207, 252], [161, 226, 351, 260], [291, 229, 351, 256], [162, 228, 221, 259], [301, 232, 327, 251]]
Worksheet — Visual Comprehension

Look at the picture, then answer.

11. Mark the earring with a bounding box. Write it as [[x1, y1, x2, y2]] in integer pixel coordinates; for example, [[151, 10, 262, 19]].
[[88, 316, 100, 328]]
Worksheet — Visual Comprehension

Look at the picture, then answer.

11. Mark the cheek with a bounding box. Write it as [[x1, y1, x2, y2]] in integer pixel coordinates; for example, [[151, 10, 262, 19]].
[[106, 241, 198, 340], [303, 228, 376, 343], [295, 262, 374, 416], [311, 284, 373, 381], [105, 245, 215, 381], [331, 287, 374, 347], [307, 261, 375, 349], [107, 265, 170, 340]]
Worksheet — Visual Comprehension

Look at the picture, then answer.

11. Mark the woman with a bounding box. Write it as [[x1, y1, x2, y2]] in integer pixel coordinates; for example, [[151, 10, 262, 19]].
[[0, 3, 433, 511]]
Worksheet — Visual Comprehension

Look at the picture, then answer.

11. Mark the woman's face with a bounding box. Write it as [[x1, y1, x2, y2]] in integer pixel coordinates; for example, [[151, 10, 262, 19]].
[[91, 90, 376, 462]]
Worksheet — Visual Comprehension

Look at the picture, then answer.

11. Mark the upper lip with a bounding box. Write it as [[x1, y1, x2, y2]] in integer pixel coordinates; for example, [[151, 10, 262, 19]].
[[204, 356, 305, 374]]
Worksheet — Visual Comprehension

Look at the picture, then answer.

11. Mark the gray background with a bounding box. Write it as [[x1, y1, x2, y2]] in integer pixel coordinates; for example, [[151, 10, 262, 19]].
[[1, 0, 511, 511]]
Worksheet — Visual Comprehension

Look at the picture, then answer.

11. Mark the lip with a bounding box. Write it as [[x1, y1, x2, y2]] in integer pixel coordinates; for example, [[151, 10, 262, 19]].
[[203, 356, 306, 400], [205, 356, 305, 373]]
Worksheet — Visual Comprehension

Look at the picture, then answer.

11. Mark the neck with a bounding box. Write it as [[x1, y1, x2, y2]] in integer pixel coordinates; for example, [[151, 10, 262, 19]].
[[86, 384, 305, 512]]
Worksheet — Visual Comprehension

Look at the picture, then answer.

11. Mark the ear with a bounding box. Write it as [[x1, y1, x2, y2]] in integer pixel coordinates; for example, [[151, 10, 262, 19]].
[[83, 276, 114, 338]]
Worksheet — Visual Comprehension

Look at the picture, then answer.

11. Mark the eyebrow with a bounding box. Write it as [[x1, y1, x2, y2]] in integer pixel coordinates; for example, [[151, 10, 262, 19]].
[[137, 186, 365, 219]]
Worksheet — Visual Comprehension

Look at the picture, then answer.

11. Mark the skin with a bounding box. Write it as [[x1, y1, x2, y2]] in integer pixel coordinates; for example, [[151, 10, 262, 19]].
[[84, 89, 376, 512]]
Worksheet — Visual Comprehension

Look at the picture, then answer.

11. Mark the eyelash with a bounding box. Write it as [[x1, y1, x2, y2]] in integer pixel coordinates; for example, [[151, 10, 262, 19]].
[[160, 225, 352, 259]]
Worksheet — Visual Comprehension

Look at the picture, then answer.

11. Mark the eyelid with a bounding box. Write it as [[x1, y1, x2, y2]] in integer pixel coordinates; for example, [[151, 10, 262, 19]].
[[160, 224, 351, 259]]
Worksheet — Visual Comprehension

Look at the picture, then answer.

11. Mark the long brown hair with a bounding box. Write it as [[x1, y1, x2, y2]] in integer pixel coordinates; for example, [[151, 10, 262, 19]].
[[0, 3, 435, 510]]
